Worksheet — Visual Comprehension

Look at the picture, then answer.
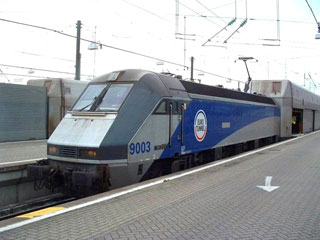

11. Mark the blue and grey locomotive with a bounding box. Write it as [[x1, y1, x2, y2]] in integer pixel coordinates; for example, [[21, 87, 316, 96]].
[[28, 69, 280, 194]]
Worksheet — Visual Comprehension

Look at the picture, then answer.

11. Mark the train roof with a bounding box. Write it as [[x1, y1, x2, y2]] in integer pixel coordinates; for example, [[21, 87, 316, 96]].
[[92, 69, 276, 105], [252, 80, 320, 110], [180, 80, 276, 105], [92, 69, 152, 83]]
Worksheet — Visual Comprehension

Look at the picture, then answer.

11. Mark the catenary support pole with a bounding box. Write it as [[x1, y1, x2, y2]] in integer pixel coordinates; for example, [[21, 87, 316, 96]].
[[75, 20, 82, 80], [190, 56, 194, 82]]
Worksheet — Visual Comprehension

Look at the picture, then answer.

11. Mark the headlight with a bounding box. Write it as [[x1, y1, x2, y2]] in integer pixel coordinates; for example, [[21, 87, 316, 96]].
[[48, 145, 58, 155], [79, 149, 98, 159]]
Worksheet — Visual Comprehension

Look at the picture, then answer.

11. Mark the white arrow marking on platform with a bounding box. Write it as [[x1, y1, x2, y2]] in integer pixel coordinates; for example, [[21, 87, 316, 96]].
[[256, 176, 280, 192]]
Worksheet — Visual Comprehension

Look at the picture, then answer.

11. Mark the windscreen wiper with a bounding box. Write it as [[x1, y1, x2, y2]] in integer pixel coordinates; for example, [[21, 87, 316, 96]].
[[79, 96, 97, 112], [78, 85, 109, 112], [89, 86, 110, 111]]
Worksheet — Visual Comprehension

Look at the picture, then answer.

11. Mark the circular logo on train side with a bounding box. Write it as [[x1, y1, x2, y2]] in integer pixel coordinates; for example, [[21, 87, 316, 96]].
[[194, 110, 207, 142]]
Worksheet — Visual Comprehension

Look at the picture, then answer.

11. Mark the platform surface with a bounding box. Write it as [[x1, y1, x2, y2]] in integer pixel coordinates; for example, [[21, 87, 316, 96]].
[[1, 132, 320, 239], [0, 140, 47, 165]]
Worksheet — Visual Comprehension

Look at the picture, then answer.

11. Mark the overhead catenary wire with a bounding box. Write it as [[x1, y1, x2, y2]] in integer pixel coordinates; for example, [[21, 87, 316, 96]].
[[120, 0, 169, 22], [0, 17, 242, 83], [0, 73, 55, 79], [18, 51, 75, 63], [182, 14, 317, 25], [201, 19, 236, 46], [207, 0, 244, 12], [178, 1, 224, 28], [272, 54, 320, 61], [194, 0, 228, 24], [306, 73, 317, 89], [0, 68, 11, 82], [226, 40, 320, 50], [223, 19, 247, 43], [0, 64, 92, 77], [202, 0, 238, 46], [223, 0, 248, 43]]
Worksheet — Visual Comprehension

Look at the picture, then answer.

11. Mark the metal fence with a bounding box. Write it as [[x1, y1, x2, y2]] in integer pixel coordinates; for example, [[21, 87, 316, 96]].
[[0, 83, 47, 142]]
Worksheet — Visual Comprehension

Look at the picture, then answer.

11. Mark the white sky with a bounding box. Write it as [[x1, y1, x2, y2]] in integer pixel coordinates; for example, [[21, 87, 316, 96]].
[[0, 0, 320, 93]]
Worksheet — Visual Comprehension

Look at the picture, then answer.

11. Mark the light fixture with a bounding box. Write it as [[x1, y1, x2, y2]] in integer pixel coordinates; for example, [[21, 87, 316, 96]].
[[88, 42, 99, 50], [316, 23, 320, 39]]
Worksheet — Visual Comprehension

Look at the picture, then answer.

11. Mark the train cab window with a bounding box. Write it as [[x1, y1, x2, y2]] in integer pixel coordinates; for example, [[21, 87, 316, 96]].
[[174, 102, 180, 114], [154, 100, 167, 114], [97, 84, 133, 111], [72, 84, 107, 111], [168, 101, 180, 114]]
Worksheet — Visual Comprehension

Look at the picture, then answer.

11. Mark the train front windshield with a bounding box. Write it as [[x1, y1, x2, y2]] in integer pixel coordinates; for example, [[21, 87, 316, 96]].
[[72, 83, 133, 112]]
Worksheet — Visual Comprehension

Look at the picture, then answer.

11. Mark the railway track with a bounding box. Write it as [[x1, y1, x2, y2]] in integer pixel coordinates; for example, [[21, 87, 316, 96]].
[[0, 193, 75, 221]]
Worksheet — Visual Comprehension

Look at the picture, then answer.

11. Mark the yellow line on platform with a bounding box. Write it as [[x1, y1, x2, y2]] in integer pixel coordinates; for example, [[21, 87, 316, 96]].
[[16, 207, 65, 219]]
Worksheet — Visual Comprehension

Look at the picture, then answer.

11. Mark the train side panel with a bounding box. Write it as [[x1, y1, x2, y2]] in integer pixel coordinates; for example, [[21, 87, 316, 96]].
[[160, 99, 280, 158]]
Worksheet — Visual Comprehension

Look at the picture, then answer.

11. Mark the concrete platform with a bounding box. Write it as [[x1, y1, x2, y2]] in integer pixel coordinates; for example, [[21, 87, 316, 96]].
[[0, 140, 47, 166], [1, 132, 320, 239], [0, 140, 51, 208]]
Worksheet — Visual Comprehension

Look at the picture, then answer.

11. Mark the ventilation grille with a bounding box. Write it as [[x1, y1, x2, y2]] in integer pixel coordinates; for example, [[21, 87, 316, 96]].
[[59, 146, 78, 158]]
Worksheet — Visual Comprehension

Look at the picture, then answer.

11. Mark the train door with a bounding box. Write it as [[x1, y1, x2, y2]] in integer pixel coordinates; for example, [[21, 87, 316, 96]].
[[168, 101, 186, 157], [292, 109, 303, 134]]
